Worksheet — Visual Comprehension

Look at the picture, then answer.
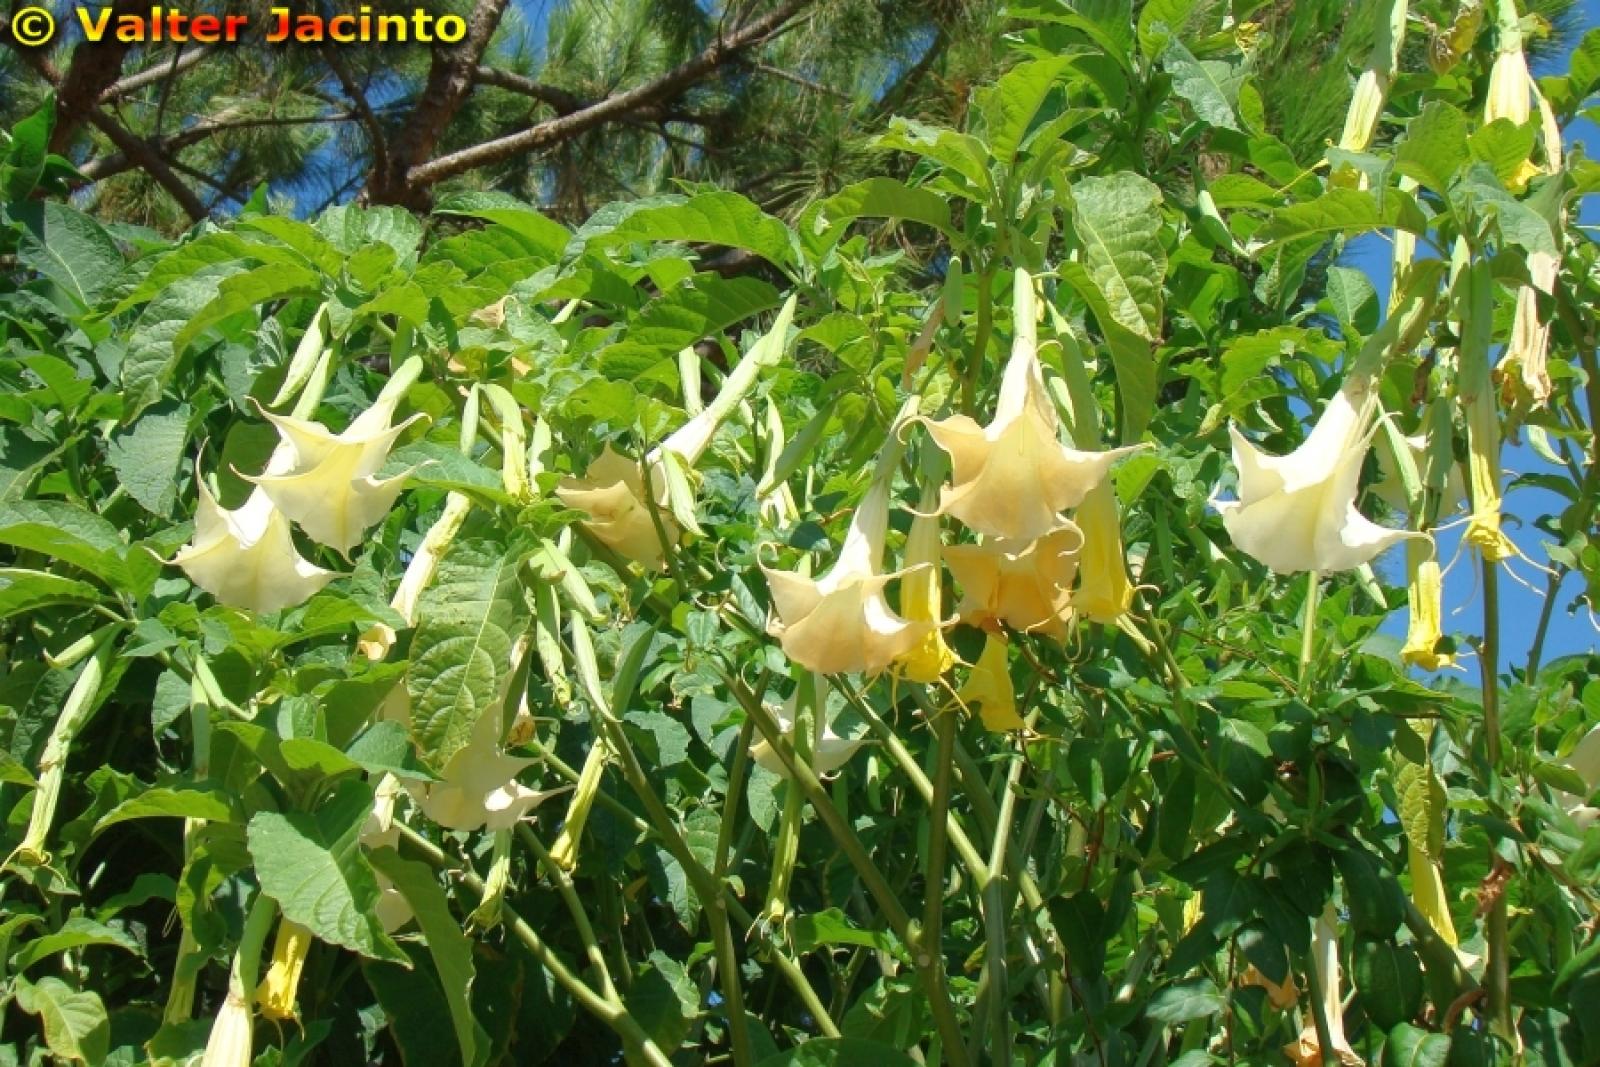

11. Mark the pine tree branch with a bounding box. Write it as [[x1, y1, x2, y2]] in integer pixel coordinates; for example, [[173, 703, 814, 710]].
[[47, 0, 145, 152], [322, 44, 390, 181], [370, 0, 511, 205], [405, 0, 815, 191], [98, 47, 210, 103]]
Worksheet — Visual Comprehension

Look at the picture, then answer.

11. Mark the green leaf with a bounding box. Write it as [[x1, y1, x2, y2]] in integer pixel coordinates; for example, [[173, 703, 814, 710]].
[[1162, 39, 1241, 130], [0, 568, 102, 620], [1057, 262, 1156, 441], [369, 849, 488, 1067], [432, 191, 570, 261], [14, 202, 124, 308], [110, 231, 312, 315], [791, 908, 901, 957], [106, 405, 191, 518], [94, 783, 244, 834], [875, 118, 993, 194], [174, 262, 324, 356], [405, 538, 522, 772], [3, 97, 53, 201], [1468, 118, 1538, 188], [14, 976, 110, 1065], [1395, 102, 1471, 193], [1048, 893, 1107, 979], [1071, 172, 1167, 340], [1325, 267, 1379, 338], [1256, 188, 1427, 245], [11, 917, 143, 973], [1352, 939, 1424, 1031], [246, 779, 407, 963], [593, 191, 793, 267], [1146, 977, 1225, 1023], [811, 178, 955, 239], [753, 1038, 922, 1067], [981, 56, 1072, 165], [626, 951, 701, 1054], [1334, 844, 1404, 938], [1383, 1023, 1452, 1067], [0, 500, 128, 587]]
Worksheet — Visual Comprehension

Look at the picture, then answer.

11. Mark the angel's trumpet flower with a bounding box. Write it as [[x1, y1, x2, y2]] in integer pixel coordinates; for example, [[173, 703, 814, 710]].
[[1400, 549, 1455, 671], [200, 988, 254, 1067], [763, 472, 930, 676], [1500, 249, 1557, 405], [1283, 906, 1363, 1067], [255, 921, 312, 1022], [407, 706, 563, 832], [956, 633, 1025, 732], [893, 489, 957, 682], [172, 483, 335, 614], [920, 270, 1134, 541], [1214, 385, 1420, 574], [1074, 480, 1136, 624], [763, 400, 930, 675], [945, 526, 1081, 640], [248, 358, 427, 553], [559, 297, 797, 568], [1558, 726, 1600, 829], [361, 775, 413, 933], [750, 676, 863, 778]]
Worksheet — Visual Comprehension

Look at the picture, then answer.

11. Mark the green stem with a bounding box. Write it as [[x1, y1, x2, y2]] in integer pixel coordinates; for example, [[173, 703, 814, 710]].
[[916, 710, 957, 1044], [721, 670, 971, 1066], [960, 265, 996, 415], [397, 823, 674, 1067], [517, 824, 620, 1003], [1299, 571, 1322, 691], [1480, 558, 1514, 1041]]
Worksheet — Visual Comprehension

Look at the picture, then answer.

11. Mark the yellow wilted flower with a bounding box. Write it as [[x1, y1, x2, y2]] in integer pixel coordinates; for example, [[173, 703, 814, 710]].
[[248, 358, 428, 553], [945, 526, 1080, 640], [1074, 480, 1136, 624], [255, 920, 312, 1022], [894, 503, 956, 683], [1499, 249, 1558, 405], [549, 738, 609, 871], [1214, 385, 1421, 574], [956, 633, 1025, 732], [919, 269, 1135, 541], [171, 483, 335, 614], [1400, 553, 1454, 671], [1463, 389, 1517, 562]]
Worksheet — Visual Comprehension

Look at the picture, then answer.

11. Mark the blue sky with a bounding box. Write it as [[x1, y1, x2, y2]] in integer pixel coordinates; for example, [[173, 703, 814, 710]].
[[1357, 0, 1600, 675]]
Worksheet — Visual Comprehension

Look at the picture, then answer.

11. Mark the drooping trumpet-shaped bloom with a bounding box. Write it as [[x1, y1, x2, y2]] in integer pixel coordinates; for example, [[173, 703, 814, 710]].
[[555, 445, 679, 569], [1500, 250, 1558, 405], [1400, 555, 1455, 671], [1214, 387, 1419, 574], [200, 987, 254, 1067], [920, 270, 1134, 541], [763, 459, 931, 675], [957, 633, 1025, 732], [945, 526, 1081, 640], [750, 676, 864, 778], [559, 297, 797, 569], [361, 774, 413, 933], [1074, 480, 1136, 624], [406, 707, 562, 832], [1282, 906, 1363, 1067], [893, 500, 957, 682], [256, 920, 312, 1022], [1559, 726, 1600, 829], [248, 362, 427, 553], [172, 483, 335, 614]]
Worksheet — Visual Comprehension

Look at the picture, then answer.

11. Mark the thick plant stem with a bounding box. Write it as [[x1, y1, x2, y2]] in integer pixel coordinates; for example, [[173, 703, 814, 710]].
[[916, 709, 958, 1051], [721, 669, 972, 1067], [1480, 558, 1514, 1041], [517, 825, 620, 1003], [571, 618, 754, 1067], [397, 823, 674, 1067]]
